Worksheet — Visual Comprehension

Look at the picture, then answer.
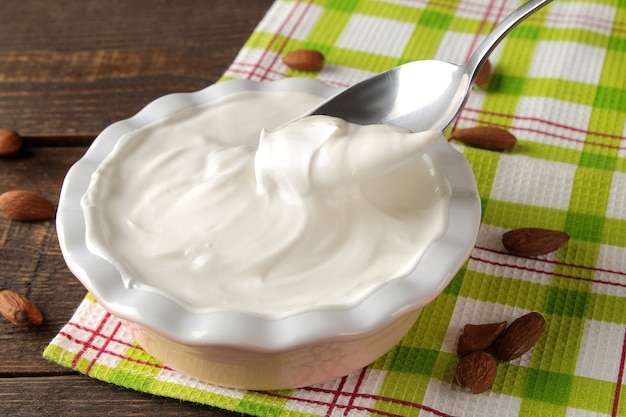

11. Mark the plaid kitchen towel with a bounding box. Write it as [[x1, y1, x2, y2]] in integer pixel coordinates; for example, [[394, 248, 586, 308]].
[[45, 0, 626, 416]]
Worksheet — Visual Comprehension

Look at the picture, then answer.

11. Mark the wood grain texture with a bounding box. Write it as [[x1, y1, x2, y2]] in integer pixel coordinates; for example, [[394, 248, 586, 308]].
[[0, 376, 236, 416], [0, 147, 103, 377], [0, 1, 273, 415], [0, 0, 272, 138]]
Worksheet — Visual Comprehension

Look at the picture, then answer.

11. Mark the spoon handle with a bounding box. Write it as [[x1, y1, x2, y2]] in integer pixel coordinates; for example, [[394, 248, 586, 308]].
[[466, 0, 553, 82]]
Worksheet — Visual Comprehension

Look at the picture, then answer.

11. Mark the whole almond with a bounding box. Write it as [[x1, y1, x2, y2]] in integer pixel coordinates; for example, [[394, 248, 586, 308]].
[[282, 49, 325, 71], [449, 126, 517, 150], [0, 190, 56, 221], [457, 321, 507, 357], [475, 59, 492, 85], [0, 129, 23, 156], [0, 290, 43, 327], [497, 312, 546, 362], [502, 228, 570, 257], [455, 351, 498, 394]]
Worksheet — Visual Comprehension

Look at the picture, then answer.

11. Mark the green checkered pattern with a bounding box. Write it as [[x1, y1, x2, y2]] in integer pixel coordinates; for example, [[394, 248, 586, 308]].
[[45, 0, 626, 416]]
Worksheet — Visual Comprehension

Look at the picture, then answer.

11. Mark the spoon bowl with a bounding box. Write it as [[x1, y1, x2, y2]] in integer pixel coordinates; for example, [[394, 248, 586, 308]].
[[310, 0, 553, 132]]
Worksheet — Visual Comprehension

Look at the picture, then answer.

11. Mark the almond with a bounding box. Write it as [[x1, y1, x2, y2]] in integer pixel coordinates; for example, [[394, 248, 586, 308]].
[[497, 312, 546, 361], [0, 190, 56, 221], [455, 351, 497, 394], [0, 129, 23, 156], [0, 290, 43, 327], [282, 49, 325, 72], [502, 227, 569, 257], [449, 126, 517, 150], [475, 59, 492, 85], [457, 321, 507, 357]]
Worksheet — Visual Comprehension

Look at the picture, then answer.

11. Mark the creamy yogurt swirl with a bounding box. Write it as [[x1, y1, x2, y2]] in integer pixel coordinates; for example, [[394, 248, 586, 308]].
[[82, 90, 451, 317], [255, 115, 439, 204]]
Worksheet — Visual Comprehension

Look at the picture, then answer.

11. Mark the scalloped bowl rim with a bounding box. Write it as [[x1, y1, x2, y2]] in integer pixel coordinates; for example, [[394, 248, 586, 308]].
[[56, 78, 481, 350]]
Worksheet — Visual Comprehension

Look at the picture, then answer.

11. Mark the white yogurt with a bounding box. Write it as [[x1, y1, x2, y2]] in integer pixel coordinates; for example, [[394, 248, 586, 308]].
[[82, 90, 451, 317]]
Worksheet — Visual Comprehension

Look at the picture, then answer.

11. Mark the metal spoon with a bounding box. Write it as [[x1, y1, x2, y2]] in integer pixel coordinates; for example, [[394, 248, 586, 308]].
[[309, 0, 553, 132]]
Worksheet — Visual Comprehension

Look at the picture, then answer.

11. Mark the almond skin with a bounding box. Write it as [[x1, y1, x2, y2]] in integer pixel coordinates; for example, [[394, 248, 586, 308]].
[[497, 312, 546, 362], [457, 321, 507, 357], [475, 59, 492, 85], [449, 126, 517, 151], [502, 227, 570, 257], [0, 129, 23, 156], [282, 49, 325, 71], [0, 190, 56, 221], [0, 290, 43, 327], [455, 351, 498, 394]]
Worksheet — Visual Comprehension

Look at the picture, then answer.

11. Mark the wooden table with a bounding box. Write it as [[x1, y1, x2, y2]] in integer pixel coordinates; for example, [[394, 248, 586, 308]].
[[0, 1, 273, 415]]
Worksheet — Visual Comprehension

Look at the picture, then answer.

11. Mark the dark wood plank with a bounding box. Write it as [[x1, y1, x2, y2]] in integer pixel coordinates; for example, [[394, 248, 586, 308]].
[[0, 0, 274, 138], [0, 375, 237, 416], [0, 147, 93, 376]]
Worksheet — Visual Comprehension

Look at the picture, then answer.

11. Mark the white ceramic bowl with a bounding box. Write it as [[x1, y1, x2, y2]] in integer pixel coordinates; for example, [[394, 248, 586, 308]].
[[57, 78, 481, 390]]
